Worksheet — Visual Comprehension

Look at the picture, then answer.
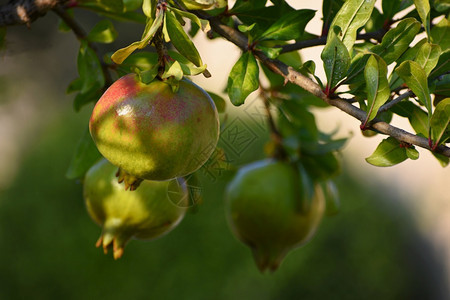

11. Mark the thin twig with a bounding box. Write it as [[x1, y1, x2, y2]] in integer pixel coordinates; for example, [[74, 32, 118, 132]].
[[0, 0, 68, 27], [52, 4, 113, 88], [378, 90, 414, 114]]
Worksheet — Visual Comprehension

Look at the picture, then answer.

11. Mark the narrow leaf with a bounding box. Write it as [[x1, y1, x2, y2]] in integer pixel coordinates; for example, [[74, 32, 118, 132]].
[[396, 60, 432, 120], [165, 10, 203, 67], [169, 6, 211, 32], [328, 0, 376, 52], [66, 128, 102, 179], [321, 26, 351, 91], [111, 11, 163, 64], [392, 101, 429, 137], [258, 9, 315, 41], [227, 52, 259, 106], [412, 0, 431, 38], [363, 54, 390, 125], [366, 137, 408, 167], [372, 18, 421, 65], [430, 98, 450, 147]]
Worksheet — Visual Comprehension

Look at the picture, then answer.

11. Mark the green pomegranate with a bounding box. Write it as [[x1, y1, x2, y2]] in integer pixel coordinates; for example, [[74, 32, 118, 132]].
[[83, 159, 188, 259], [89, 74, 219, 184], [225, 160, 325, 272]]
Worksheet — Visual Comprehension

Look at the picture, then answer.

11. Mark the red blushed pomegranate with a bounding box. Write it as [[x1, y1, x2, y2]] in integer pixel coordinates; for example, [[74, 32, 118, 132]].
[[89, 74, 219, 184]]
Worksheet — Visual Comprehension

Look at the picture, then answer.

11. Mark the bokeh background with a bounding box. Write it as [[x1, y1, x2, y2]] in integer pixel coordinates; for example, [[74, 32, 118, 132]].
[[0, 1, 449, 299]]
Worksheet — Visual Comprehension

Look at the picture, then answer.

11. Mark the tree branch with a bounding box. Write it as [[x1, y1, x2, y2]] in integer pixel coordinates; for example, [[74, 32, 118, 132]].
[[205, 15, 450, 157], [0, 0, 68, 27], [52, 4, 113, 88], [279, 29, 386, 54]]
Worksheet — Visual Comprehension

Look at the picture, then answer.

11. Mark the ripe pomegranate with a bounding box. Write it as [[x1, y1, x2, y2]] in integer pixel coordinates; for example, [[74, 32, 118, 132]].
[[89, 74, 219, 185], [225, 160, 325, 272], [83, 159, 188, 259]]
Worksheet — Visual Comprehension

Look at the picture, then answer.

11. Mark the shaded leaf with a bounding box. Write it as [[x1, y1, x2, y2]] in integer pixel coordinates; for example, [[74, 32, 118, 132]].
[[396, 60, 432, 120], [77, 41, 105, 94], [321, 26, 351, 91], [372, 18, 421, 65], [227, 52, 259, 106], [431, 16, 450, 51], [366, 137, 408, 167], [169, 6, 211, 32], [258, 9, 315, 41], [430, 98, 450, 147], [79, 0, 124, 13], [322, 0, 345, 34], [320, 180, 340, 216], [66, 128, 102, 179], [392, 101, 429, 137], [363, 54, 390, 125], [207, 91, 226, 113], [382, 0, 402, 19]]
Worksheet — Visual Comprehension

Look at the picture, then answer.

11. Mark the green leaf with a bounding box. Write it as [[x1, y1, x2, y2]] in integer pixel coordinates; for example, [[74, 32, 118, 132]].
[[431, 49, 450, 78], [366, 137, 408, 167], [256, 46, 282, 59], [77, 41, 105, 94], [66, 128, 102, 179], [79, 0, 124, 13], [162, 60, 184, 81], [430, 98, 450, 147], [363, 54, 390, 125], [73, 88, 102, 112], [433, 152, 449, 167], [392, 101, 429, 137], [301, 152, 341, 181], [406, 147, 419, 160], [382, 0, 402, 19], [321, 26, 351, 92], [328, 0, 376, 52], [138, 64, 159, 84], [165, 10, 203, 67], [372, 18, 421, 65], [111, 11, 163, 64], [87, 20, 118, 43], [414, 42, 441, 76], [142, 0, 152, 18], [258, 9, 315, 41], [207, 91, 226, 113], [431, 16, 450, 51], [412, 0, 431, 38], [167, 51, 208, 76], [322, 0, 345, 33], [433, 0, 450, 12], [396, 61, 432, 125], [169, 6, 211, 32], [124, 0, 143, 11], [227, 52, 259, 106]]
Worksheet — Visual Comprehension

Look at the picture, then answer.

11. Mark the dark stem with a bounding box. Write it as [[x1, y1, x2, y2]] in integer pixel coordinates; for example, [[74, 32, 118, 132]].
[[52, 4, 113, 88]]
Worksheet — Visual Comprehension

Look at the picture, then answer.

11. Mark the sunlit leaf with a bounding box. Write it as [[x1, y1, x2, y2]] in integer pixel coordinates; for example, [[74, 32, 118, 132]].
[[366, 137, 408, 167], [169, 6, 211, 32], [363, 54, 390, 125], [396, 60, 432, 122], [165, 10, 203, 67], [328, 0, 376, 52], [412, 0, 431, 38]]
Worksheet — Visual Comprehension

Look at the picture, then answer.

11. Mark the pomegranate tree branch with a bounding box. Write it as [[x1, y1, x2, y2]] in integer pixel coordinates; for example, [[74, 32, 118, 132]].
[[0, 0, 68, 27], [52, 4, 113, 88], [204, 15, 450, 157]]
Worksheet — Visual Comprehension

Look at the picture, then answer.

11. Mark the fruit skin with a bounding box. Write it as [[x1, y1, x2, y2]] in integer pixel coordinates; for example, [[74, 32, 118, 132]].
[[83, 159, 188, 259], [89, 74, 219, 182], [225, 160, 325, 272]]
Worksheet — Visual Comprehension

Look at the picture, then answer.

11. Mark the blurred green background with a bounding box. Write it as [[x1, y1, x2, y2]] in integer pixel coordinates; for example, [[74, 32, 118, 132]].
[[0, 8, 448, 300]]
